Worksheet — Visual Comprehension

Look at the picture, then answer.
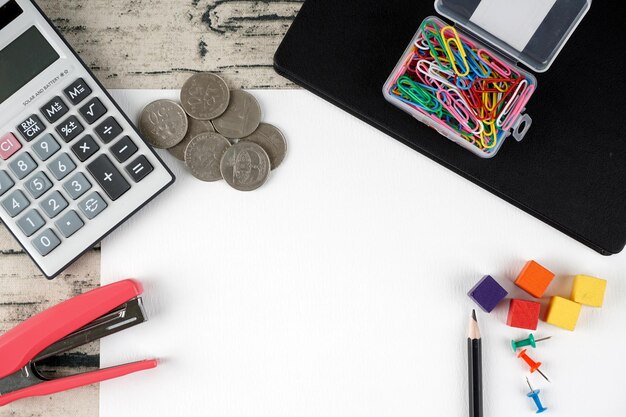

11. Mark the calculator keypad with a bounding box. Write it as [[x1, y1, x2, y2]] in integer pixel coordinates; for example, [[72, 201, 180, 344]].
[[1, 76, 166, 274], [32, 134, 61, 161]]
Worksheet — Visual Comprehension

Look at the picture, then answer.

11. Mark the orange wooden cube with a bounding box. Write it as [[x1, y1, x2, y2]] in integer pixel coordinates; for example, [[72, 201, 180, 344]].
[[514, 260, 555, 298]]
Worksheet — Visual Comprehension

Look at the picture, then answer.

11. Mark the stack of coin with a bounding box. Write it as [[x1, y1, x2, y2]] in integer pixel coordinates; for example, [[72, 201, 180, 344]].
[[139, 73, 287, 191]]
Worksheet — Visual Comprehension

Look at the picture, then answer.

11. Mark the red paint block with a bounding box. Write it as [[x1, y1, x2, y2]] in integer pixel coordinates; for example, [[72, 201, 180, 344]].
[[507, 299, 541, 330]]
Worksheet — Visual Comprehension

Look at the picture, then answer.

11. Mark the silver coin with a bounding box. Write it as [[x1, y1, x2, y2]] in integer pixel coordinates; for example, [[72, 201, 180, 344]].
[[184, 132, 231, 182], [168, 117, 215, 161], [180, 73, 230, 120], [212, 90, 262, 139], [139, 100, 188, 149], [220, 142, 270, 191], [240, 123, 287, 170]]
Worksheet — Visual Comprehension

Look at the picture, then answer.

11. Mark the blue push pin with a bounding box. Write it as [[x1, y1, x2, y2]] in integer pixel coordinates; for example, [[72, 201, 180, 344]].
[[525, 377, 548, 413]]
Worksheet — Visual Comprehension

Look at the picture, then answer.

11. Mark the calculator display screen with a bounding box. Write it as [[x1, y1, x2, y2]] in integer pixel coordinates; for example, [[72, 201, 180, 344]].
[[0, 26, 60, 104]]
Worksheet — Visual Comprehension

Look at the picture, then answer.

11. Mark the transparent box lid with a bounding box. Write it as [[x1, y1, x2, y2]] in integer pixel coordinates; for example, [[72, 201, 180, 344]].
[[435, 0, 591, 72]]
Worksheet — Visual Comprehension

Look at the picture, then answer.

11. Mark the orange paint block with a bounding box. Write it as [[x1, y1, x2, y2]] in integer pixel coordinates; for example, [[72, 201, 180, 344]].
[[515, 260, 555, 298], [545, 296, 582, 331], [571, 275, 607, 307]]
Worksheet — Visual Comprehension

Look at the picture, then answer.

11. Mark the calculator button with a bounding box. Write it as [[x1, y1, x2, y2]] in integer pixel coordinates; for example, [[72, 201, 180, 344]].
[[17, 209, 45, 237], [87, 154, 130, 200], [71, 135, 100, 162], [111, 136, 138, 163], [24, 172, 52, 199], [79, 97, 107, 125], [32, 133, 61, 161], [9, 152, 37, 180], [79, 191, 107, 219], [63, 78, 92, 105], [126, 155, 153, 183], [2, 189, 30, 217], [0, 170, 15, 197], [32, 228, 61, 256], [39, 191, 68, 219], [0, 133, 22, 160], [48, 153, 77, 180], [95, 117, 123, 144], [55, 210, 84, 238], [56, 115, 84, 143], [63, 172, 92, 200], [40, 96, 69, 123], [16, 115, 45, 142]]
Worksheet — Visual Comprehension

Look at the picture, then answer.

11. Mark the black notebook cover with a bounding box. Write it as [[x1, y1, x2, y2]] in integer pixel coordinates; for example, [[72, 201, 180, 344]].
[[274, 0, 626, 255]]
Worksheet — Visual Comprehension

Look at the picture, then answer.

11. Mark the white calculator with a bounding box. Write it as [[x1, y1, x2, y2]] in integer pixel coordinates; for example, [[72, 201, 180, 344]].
[[0, 0, 175, 278]]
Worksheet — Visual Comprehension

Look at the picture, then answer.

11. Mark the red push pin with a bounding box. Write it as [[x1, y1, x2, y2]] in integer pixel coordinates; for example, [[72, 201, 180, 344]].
[[517, 349, 550, 382]]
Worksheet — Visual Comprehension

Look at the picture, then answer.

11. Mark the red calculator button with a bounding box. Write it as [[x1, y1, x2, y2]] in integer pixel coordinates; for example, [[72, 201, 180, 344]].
[[0, 133, 22, 160]]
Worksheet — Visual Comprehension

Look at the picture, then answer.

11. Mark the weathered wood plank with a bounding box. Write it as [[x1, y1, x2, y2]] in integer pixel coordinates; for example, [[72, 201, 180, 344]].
[[38, 0, 303, 89]]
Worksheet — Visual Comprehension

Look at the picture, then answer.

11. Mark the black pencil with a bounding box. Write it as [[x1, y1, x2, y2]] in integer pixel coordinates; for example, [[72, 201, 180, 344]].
[[468, 309, 483, 417]]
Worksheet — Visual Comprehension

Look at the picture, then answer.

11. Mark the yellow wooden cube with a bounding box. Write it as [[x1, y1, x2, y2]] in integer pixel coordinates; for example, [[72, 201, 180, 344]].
[[545, 296, 582, 331], [571, 275, 607, 307]]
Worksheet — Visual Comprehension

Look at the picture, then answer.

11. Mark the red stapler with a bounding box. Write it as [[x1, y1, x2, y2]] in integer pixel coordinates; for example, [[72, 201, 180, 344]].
[[0, 279, 157, 406]]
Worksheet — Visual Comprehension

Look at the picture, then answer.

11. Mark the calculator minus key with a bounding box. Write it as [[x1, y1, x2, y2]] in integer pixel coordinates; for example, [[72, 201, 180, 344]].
[[126, 155, 153, 183], [56, 115, 84, 143], [63, 78, 92, 105], [111, 136, 138, 162], [79, 191, 107, 219], [87, 154, 130, 200], [32, 228, 61, 256], [79, 97, 107, 124], [95, 117, 123, 144]]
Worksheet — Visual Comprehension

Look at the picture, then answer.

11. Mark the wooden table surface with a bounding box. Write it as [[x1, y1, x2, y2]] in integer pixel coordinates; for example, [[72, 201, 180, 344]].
[[0, 1, 301, 415]]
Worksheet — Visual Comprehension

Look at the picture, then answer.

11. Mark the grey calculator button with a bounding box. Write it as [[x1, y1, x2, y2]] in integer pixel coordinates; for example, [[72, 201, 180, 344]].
[[16, 209, 45, 237], [48, 153, 76, 180], [55, 210, 84, 238], [2, 189, 30, 217], [9, 152, 37, 179], [39, 190, 68, 218], [0, 170, 14, 197], [33, 133, 61, 161], [63, 172, 92, 200], [32, 228, 61, 256], [24, 172, 52, 199], [79, 191, 107, 219]]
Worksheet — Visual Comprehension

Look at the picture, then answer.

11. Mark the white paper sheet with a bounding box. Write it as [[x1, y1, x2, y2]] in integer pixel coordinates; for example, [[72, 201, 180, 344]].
[[470, 0, 557, 51], [101, 89, 626, 416]]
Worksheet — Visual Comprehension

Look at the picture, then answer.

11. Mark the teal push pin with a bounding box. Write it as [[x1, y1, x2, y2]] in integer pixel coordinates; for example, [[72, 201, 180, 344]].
[[511, 333, 551, 351], [525, 377, 548, 414]]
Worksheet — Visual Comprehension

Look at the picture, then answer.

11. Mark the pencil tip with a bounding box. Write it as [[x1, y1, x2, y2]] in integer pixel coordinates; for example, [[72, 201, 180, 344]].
[[472, 309, 477, 321]]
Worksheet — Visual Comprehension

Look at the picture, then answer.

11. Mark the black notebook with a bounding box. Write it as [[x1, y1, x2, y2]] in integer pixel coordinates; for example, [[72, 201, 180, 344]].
[[274, 0, 626, 255]]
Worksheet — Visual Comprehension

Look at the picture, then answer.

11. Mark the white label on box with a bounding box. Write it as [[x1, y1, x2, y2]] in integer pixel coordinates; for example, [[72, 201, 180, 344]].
[[470, 0, 557, 51]]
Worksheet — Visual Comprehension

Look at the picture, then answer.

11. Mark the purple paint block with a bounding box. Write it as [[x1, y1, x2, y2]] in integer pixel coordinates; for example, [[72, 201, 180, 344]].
[[468, 275, 508, 313]]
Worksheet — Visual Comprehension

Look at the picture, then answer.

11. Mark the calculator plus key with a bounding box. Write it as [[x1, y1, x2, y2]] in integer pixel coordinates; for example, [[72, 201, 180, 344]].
[[25, 172, 52, 199], [48, 153, 77, 180], [2, 189, 30, 217], [111, 136, 138, 163], [32, 133, 61, 161], [87, 154, 130, 200], [126, 155, 153, 183], [79, 191, 107, 219], [71, 135, 100, 162], [63, 78, 92, 105], [16, 115, 45, 141], [79, 97, 107, 124], [40, 96, 69, 123], [63, 172, 92, 200], [9, 152, 37, 179], [40, 190, 68, 218], [55, 210, 84, 238], [0, 133, 22, 160], [56, 115, 84, 142], [32, 229, 61, 256], [95, 117, 123, 143], [17, 209, 46, 237], [0, 171, 15, 197]]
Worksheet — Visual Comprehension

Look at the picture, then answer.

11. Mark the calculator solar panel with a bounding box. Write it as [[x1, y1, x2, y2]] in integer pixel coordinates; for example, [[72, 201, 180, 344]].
[[0, 0, 174, 278]]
